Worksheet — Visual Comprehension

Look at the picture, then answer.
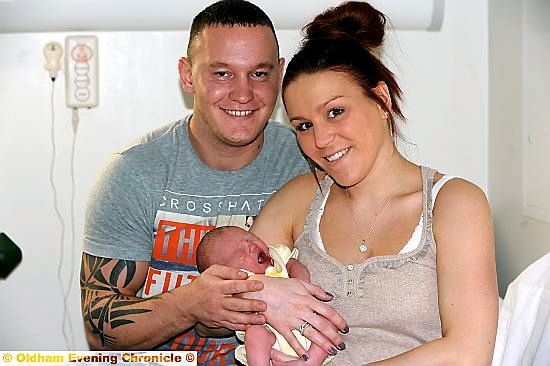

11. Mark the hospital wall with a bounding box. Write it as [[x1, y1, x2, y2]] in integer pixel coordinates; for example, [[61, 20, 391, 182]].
[[489, 0, 550, 301]]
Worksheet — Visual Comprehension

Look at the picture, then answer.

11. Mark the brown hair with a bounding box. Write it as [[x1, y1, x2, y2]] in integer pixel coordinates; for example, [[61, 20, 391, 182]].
[[282, 1, 404, 175]]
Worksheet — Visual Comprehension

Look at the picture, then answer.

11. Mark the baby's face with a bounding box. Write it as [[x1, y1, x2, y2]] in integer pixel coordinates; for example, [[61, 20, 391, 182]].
[[221, 227, 274, 274]]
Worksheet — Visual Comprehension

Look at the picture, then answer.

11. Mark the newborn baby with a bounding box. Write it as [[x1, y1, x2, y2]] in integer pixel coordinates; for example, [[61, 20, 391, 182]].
[[197, 226, 329, 366], [197, 225, 309, 280]]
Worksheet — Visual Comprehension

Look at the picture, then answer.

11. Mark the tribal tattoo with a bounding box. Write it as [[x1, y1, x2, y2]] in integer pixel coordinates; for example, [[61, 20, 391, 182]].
[[80, 254, 153, 349]]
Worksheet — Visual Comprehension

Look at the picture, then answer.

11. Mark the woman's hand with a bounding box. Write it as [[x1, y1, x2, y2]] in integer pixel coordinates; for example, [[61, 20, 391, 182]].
[[244, 275, 348, 360]]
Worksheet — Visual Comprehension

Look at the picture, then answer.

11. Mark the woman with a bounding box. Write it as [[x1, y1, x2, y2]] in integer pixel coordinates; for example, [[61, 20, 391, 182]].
[[250, 1, 499, 364]]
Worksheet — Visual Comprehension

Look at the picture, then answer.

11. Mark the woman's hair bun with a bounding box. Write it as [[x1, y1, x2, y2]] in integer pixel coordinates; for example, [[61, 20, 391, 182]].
[[304, 1, 386, 51]]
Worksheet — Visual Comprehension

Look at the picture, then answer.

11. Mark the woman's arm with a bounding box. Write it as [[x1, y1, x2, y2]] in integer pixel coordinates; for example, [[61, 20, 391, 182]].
[[365, 178, 499, 365], [251, 174, 317, 247], [248, 174, 349, 359]]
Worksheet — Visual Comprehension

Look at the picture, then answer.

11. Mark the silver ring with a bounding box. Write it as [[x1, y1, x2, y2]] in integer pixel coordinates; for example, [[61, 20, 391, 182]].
[[299, 321, 311, 335]]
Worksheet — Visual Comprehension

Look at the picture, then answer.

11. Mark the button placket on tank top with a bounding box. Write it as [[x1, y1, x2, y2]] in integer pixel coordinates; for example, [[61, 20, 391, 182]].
[[344, 264, 361, 297]]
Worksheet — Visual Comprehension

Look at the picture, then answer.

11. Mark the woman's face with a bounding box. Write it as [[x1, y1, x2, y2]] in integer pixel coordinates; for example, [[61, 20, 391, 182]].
[[284, 71, 392, 187]]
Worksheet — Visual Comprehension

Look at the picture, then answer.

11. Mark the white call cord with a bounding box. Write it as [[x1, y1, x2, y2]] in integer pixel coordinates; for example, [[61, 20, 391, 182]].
[[46, 41, 78, 351]]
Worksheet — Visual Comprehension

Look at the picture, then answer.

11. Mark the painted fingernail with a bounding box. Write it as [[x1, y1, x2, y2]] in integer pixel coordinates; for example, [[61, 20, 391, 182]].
[[301, 354, 309, 361], [337, 342, 346, 350], [328, 347, 337, 356], [340, 325, 350, 334]]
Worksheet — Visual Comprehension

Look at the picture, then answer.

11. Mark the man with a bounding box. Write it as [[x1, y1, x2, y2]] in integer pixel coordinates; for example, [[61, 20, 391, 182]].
[[80, 1, 346, 365]]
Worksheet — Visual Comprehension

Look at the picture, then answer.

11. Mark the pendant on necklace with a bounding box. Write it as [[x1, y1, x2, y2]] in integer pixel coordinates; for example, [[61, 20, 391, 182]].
[[359, 240, 368, 253]]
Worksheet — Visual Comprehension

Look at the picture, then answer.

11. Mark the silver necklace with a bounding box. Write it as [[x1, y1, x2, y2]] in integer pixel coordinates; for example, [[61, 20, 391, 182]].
[[345, 163, 408, 253]]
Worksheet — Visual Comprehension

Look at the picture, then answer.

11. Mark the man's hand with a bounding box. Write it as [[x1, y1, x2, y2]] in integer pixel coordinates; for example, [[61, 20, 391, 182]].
[[244, 276, 348, 359], [183, 264, 268, 331]]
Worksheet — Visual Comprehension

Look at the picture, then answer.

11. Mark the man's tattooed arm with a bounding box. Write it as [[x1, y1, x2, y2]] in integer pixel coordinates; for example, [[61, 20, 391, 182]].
[[80, 253, 189, 350], [80, 252, 267, 350]]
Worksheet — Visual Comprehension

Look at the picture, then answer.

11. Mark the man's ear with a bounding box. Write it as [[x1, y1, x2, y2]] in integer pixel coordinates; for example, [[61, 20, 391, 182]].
[[178, 57, 194, 93], [373, 81, 392, 111]]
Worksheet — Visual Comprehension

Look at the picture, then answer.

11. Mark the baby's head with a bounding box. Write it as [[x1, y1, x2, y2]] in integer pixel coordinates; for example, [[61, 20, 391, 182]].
[[197, 226, 274, 274]]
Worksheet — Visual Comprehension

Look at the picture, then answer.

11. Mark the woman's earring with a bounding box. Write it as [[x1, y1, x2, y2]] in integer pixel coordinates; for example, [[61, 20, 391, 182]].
[[378, 105, 389, 119]]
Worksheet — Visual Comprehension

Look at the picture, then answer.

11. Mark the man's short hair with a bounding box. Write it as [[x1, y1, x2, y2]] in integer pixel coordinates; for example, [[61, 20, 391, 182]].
[[187, 0, 279, 61]]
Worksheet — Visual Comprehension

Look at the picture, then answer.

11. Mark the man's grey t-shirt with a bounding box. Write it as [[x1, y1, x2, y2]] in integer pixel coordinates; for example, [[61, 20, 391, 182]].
[[83, 116, 309, 364]]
